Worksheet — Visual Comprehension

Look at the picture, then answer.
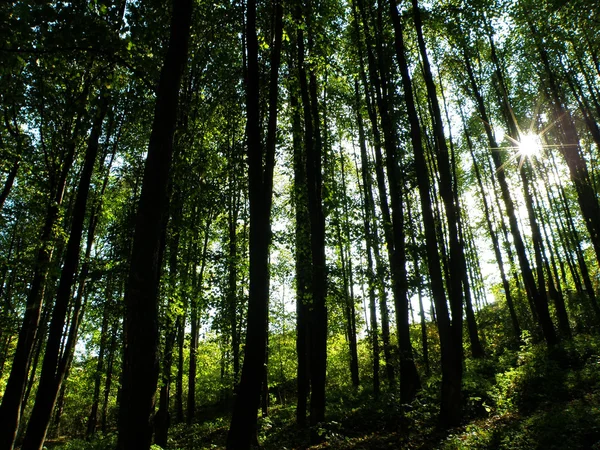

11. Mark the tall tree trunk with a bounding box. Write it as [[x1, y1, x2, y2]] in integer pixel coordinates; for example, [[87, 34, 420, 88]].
[[226, 0, 283, 446], [389, 0, 460, 424], [352, 0, 395, 387], [306, 49, 328, 450], [463, 34, 557, 346], [0, 111, 82, 449], [101, 317, 119, 434], [294, 6, 328, 440], [459, 104, 521, 339], [413, 0, 466, 421], [86, 284, 111, 439], [188, 216, 211, 423], [175, 313, 186, 423], [354, 80, 381, 395], [333, 154, 359, 387], [529, 22, 600, 268], [359, 0, 420, 402], [439, 78, 484, 359], [22, 96, 109, 450], [228, 169, 241, 383], [116, 0, 192, 446], [290, 81, 311, 427], [407, 205, 430, 374]]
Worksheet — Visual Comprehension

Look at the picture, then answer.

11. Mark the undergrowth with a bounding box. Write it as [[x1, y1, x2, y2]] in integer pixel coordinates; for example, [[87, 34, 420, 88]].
[[48, 333, 600, 450]]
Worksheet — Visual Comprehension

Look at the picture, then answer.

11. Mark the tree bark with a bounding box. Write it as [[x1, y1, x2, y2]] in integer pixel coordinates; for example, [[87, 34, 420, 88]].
[[226, 0, 283, 446], [22, 95, 109, 450], [290, 80, 311, 427], [0, 111, 81, 449], [116, 0, 192, 446], [188, 216, 212, 423], [389, 0, 460, 424]]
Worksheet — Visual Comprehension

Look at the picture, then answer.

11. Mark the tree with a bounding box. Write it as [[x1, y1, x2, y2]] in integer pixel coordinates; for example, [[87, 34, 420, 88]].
[[226, 0, 283, 445], [117, 0, 192, 447]]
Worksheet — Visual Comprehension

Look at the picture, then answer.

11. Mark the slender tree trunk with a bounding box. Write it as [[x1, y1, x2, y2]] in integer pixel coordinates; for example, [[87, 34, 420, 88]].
[[226, 0, 283, 446], [459, 104, 521, 339], [407, 205, 430, 374], [333, 161, 359, 387], [101, 317, 118, 434], [359, 0, 420, 402], [352, 0, 395, 387], [290, 81, 311, 427], [86, 287, 111, 439], [188, 217, 211, 423], [116, 0, 192, 446], [22, 96, 109, 450], [462, 35, 557, 346], [228, 174, 241, 383], [0, 111, 23, 213], [414, 0, 467, 421], [0, 157, 19, 213], [389, 0, 461, 424], [306, 48, 329, 449], [354, 80, 381, 395], [439, 78, 484, 358], [531, 182, 572, 337], [340, 147, 360, 389], [294, 7, 328, 440], [0, 113, 81, 449]]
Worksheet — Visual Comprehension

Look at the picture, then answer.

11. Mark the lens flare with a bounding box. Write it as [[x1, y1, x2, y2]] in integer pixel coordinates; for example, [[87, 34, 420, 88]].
[[518, 133, 543, 158]]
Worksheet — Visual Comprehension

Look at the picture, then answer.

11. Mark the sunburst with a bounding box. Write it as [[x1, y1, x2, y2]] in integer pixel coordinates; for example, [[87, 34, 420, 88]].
[[496, 108, 562, 170], [505, 132, 544, 168]]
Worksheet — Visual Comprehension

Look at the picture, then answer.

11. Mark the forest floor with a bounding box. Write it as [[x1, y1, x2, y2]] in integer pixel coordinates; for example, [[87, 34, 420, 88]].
[[47, 333, 600, 450], [168, 333, 600, 449]]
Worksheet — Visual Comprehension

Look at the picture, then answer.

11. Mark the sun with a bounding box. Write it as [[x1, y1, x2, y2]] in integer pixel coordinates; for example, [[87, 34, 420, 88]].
[[503, 131, 545, 169], [518, 133, 543, 158]]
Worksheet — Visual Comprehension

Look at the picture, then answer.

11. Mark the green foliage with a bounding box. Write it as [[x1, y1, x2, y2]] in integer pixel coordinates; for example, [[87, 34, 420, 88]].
[[443, 333, 600, 449], [48, 433, 116, 450]]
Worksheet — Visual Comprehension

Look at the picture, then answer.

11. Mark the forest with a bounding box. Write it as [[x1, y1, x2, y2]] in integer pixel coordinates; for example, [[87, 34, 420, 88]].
[[1, 0, 599, 448]]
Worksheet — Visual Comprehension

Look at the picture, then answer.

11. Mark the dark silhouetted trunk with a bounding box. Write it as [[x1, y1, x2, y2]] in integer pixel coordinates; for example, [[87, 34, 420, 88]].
[[411, 0, 465, 422], [464, 33, 558, 347], [101, 317, 118, 434], [352, 0, 395, 387], [529, 21, 600, 268], [188, 217, 211, 423], [0, 112, 23, 212], [389, 0, 461, 425], [290, 82, 311, 427], [116, 0, 192, 447], [226, 0, 283, 446], [22, 96, 109, 450], [354, 80, 380, 395], [0, 158, 19, 213], [333, 150, 359, 387], [459, 105, 521, 339], [0, 111, 81, 449], [87, 288, 111, 439], [294, 7, 328, 440]]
